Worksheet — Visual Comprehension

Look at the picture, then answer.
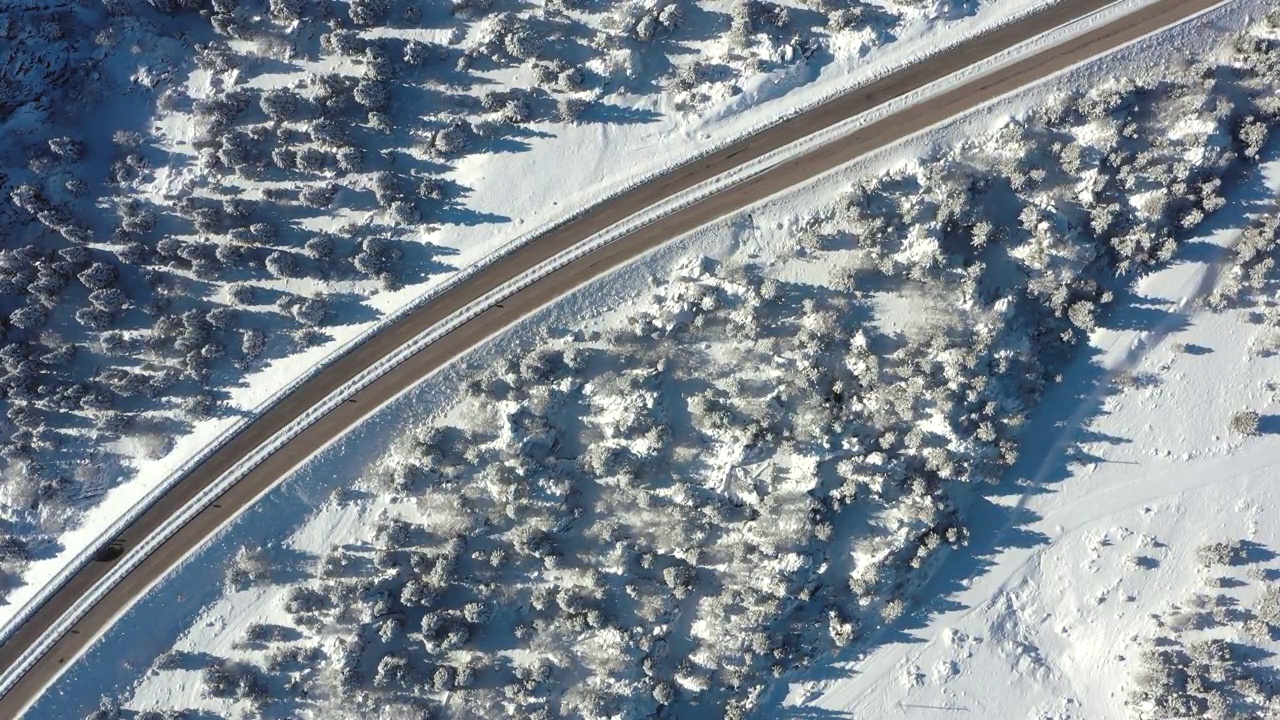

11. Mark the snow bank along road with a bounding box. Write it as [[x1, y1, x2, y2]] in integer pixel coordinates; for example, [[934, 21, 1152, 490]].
[[0, 0, 1226, 713]]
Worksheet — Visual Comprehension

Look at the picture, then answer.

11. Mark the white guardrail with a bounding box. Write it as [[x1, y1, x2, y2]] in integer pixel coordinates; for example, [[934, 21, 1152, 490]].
[[0, 0, 1150, 700]]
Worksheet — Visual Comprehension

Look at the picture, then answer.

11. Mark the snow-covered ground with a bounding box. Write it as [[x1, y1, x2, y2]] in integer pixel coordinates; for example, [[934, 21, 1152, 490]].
[[0, 0, 1085, 632], [28, 3, 1280, 718], [792, 204, 1280, 718]]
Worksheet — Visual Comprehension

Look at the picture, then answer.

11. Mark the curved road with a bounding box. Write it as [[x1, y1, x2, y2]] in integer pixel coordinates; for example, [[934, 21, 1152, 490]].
[[0, 0, 1225, 713]]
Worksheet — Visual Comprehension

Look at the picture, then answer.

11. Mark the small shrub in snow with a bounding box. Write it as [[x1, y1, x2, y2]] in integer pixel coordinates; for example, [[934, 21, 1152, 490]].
[[304, 234, 336, 261], [1230, 410, 1261, 436], [134, 711, 184, 720], [296, 147, 329, 173], [245, 221, 276, 243], [354, 236, 398, 275], [154, 649, 189, 671], [9, 305, 47, 330], [880, 598, 906, 622], [0, 536, 30, 562], [200, 663, 235, 699], [322, 30, 365, 57], [349, 0, 389, 26], [181, 392, 217, 420], [265, 251, 298, 278], [239, 327, 266, 363], [354, 80, 390, 111], [299, 184, 336, 208], [65, 178, 89, 198], [374, 654, 414, 689], [404, 40, 440, 66], [389, 200, 421, 225], [227, 283, 255, 306], [1067, 300, 1097, 331], [82, 697, 121, 720], [108, 130, 144, 150], [1196, 540, 1245, 567], [633, 2, 683, 41], [653, 681, 674, 705], [662, 564, 696, 599], [307, 118, 348, 146], [828, 609, 858, 647], [730, 0, 789, 41], [291, 327, 326, 349], [335, 146, 364, 173], [202, 661, 269, 707], [89, 288, 128, 312], [77, 262, 118, 291], [1237, 117, 1269, 160], [558, 96, 590, 123], [272, 146, 299, 170], [206, 307, 236, 330], [260, 88, 301, 121], [48, 137, 84, 161], [451, 0, 491, 18], [503, 24, 543, 60], [269, 0, 306, 22], [226, 545, 272, 588], [75, 306, 114, 331], [667, 62, 709, 94], [362, 44, 397, 81], [291, 296, 328, 327], [284, 585, 330, 614], [432, 123, 470, 155], [499, 96, 531, 124], [243, 622, 289, 644], [418, 177, 445, 201], [1255, 584, 1280, 626], [371, 172, 401, 206], [431, 664, 455, 692]]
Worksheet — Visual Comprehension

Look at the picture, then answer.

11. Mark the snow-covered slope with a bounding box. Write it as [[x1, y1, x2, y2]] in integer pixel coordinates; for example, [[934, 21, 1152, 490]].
[[0, 0, 1064, 630], [796, 203, 1280, 718], [29, 3, 1280, 719]]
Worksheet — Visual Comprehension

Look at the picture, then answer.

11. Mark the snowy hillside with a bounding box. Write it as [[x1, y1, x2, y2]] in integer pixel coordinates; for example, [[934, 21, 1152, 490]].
[[0, 0, 1041, 620], [28, 4, 1280, 719], [796, 198, 1280, 718]]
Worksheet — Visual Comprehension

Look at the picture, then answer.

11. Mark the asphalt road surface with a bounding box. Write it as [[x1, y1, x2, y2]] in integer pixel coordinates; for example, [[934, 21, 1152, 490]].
[[0, 0, 1225, 714]]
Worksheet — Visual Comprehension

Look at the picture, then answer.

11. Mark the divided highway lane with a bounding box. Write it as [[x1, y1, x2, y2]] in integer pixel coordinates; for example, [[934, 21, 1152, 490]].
[[0, 0, 1225, 713]]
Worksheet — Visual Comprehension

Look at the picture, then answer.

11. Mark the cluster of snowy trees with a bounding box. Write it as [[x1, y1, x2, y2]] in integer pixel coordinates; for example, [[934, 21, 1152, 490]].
[[168, 234, 997, 717], [163, 0, 904, 223], [1205, 211, 1280, 312], [1128, 543, 1280, 719], [8, 0, 858, 556], [0, 0, 485, 580], [0, 0, 1009, 605], [0, 165, 355, 555], [98, 16, 1280, 720], [829, 15, 1280, 372]]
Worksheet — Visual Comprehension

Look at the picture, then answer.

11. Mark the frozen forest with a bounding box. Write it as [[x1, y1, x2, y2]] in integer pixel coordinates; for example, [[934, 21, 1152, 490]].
[[1127, 540, 1280, 718], [0, 0, 991, 602], [48, 11, 1280, 720]]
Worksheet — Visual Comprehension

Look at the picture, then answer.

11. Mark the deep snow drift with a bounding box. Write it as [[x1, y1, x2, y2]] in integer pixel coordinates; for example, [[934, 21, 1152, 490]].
[[29, 4, 1280, 719]]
